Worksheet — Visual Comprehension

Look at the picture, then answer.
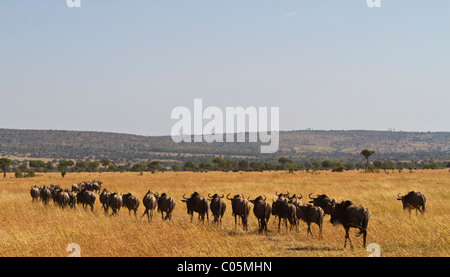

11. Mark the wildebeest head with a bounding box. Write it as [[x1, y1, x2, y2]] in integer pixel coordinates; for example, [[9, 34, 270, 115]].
[[275, 191, 290, 202], [308, 193, 337, 215]]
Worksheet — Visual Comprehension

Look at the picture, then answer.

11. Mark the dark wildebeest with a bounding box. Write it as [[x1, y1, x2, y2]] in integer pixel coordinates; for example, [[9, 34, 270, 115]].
[[77, 189, 96, 211], [397, 191, 426, 215], [226, 193, 251, 231], [288, 193, 303, 206], [295, 204, 324, 238], [122, 193, 140, 217], [181, 192, 210, 223], [308, 193, 338, 215], [249, 195, 271, 234], [99, 188, 111, 213], [275, 191, 290, 202], [67, 191, 77, 208], [49, 185, 62, 205], [272, 198, 297, 233], [30, 186, 41, 202], [40, 186, 52, 206], [142, 190, 158, 222], [109, 192, 123, 215], [72, 183, 84, 193], [157, 193, 176, 221], [330, 200, 371, 248], [208, 193, 227, 225], [91, 181, 102, 193], [57, 190, 70, 209]]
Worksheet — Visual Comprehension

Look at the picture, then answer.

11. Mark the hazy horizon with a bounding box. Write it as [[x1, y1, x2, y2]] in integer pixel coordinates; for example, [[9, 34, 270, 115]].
[[1, 127, 449, 138], [1, 1, 449, 136]]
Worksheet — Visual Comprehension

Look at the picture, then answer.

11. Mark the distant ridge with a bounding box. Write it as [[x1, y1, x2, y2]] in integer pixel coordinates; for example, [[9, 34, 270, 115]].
[[0, 128, 449, 163]]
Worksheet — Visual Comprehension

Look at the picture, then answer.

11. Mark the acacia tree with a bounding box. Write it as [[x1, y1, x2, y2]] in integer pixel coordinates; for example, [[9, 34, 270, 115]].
[[360, 149, 375, 171], [0, 158, 12, 178], [278, 157, 292, 170]]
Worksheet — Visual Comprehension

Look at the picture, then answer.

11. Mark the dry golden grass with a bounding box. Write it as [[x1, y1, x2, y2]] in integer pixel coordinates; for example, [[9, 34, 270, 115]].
[[0, 169, 448, 257]]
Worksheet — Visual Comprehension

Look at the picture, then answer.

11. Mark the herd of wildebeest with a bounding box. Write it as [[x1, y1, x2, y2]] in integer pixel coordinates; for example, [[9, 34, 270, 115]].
[[29, 180, 427, 249]]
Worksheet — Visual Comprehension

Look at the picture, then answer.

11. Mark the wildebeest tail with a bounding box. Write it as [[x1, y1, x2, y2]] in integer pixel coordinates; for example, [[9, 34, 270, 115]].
[[356, 209, 370, 237]]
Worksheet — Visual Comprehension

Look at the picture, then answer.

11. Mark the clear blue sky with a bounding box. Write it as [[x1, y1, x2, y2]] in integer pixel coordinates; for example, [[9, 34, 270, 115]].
[[1, 1, 449, 136]]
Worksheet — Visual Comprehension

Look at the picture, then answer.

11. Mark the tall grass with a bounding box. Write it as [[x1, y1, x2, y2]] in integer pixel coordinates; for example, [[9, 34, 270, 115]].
[[0, 170, 448, 257]]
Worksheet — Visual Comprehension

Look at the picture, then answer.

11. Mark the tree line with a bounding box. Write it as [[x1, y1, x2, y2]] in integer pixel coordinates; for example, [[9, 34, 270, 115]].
[[1, 152, 449, 178]]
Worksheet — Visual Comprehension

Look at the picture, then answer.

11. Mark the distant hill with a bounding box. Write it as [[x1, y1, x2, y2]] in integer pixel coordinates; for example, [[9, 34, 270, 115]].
[[0, 128, 449, 164]]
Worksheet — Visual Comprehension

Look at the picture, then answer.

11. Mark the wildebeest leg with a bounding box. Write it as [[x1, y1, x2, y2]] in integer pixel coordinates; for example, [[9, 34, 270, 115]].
[[307, 223, 313, 237], [134, 208, 137, 218], [344, 226, 353, 248], [362, 228, 367, 248], [319, 223, 323, 239], [90, 204, 94, 212]]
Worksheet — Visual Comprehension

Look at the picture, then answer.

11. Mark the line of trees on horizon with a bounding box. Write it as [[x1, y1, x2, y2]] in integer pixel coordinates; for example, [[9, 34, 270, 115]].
[[1, 155, 449, 178]]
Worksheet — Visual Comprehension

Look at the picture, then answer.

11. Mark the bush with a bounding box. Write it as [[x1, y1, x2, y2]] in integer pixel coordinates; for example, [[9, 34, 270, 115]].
[[25, 169, 35, 178], [332, 166, 344, 172], [14, 169, 23, 178]]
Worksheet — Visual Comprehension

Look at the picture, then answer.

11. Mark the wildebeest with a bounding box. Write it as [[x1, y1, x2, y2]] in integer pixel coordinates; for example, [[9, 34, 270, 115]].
[[88, 180, 102, 193], [72, 183, 84, 192], [288, 193, 303, 206], [295, 204, 324, 238], [142, 190, 158, 221], [308, 193, 338, 215], [76, 189, 97, 211], [40, 186, 52, 206], [330, 200, 371, 248], [99, 188, 111, 213], [30, 186, 41, 202], [122, 193, 140, 217], [397, 191, 426, 215], [249, 195, 271, 234], [56, 190, 70, 209], [181, 192, 210, 223], [109, 192, 123, 215], [272, 198, 297, 233], [208, 193, 226, 225], [67, 191, 77, 208], [275, 191, 290, 202], [226, 193, 251, 231], [156, 193, 176, 221]]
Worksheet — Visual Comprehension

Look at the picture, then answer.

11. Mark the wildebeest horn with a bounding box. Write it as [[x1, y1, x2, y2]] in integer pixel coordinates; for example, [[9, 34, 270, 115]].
[[263, 195, 267, 201], [208, 193, 212, 198], [182, 194, 188, 199], [308, 193, 315, 199], [275, 191, 280, 196], [298, 193, 303, 199], [241, 193, 244, 199], [220, 194, 224, 198], [226, 193, 232, 200], [154, 192, 159, 197]]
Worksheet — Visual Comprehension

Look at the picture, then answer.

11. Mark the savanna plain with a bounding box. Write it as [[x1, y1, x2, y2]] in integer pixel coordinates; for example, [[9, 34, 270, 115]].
[[0, 170, 448, 257]]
